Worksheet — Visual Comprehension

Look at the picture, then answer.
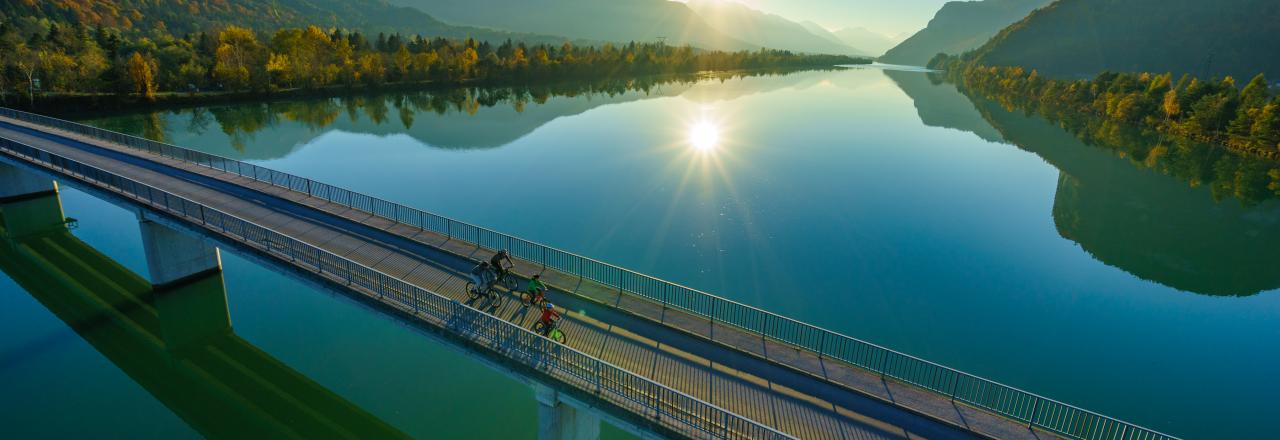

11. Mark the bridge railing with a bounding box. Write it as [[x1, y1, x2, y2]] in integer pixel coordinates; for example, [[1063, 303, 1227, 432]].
[[0, 135, 793, 440], [0, 107, 1179, 440]]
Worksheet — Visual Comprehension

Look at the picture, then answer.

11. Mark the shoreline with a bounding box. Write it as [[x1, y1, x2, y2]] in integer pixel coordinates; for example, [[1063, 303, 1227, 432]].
[[0, 65, 862, 119]]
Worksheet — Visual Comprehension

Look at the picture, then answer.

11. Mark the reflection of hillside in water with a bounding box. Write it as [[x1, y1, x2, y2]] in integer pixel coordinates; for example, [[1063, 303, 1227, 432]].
[[85, 70, 838, 161], [882, 70, 1004, 143], [890, 70, 1280, 296]]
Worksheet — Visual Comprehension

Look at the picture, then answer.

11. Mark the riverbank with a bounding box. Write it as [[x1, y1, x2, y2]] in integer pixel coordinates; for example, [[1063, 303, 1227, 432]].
[[2, 65, 858, 118], [927, 54, 1280, 162]]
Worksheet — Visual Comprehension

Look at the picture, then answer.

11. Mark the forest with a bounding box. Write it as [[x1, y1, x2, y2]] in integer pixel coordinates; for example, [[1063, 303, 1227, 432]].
[[929, 53, 1280, 161], [0, 20, 864, 106], [929, 53, 1280, 202]]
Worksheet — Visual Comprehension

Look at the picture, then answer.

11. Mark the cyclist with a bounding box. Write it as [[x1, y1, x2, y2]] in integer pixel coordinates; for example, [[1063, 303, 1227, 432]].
[[470, 261, 493, 293], [490, 249, 514, 281], [538, 302, 561, 336], [526, 274, 548, 305]]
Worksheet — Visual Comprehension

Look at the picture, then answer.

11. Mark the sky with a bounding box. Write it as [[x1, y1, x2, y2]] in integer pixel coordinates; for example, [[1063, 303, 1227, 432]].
[[678, 0, 954, 36]]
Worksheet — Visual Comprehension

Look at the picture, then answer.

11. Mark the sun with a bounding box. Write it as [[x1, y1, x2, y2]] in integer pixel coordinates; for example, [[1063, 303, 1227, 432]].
[[688, 120, 721, 152]]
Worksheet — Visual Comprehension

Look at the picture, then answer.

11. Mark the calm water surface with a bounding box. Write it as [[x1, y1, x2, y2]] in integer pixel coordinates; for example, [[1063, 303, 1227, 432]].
[[2, 66, 1276, 439]]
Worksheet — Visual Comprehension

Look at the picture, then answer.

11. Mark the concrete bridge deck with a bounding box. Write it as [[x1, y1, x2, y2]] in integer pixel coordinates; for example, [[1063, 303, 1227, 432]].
[[0, 112, 1160, 440]]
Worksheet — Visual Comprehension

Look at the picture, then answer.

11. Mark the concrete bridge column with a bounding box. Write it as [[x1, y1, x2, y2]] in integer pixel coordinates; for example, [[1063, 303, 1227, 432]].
[[0, 163, 65, 238], [138, 217, 223, 288], [139, 217, 231, 350], [535, 383, 601, 440], [0, 162, 57, 202]]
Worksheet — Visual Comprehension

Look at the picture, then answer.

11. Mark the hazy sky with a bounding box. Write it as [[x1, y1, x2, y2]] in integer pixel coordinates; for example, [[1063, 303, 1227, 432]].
[[680, 0, 953, 36]]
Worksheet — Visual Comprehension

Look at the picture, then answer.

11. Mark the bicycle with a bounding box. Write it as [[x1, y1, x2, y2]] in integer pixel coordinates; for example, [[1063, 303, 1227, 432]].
[[520, 288, 548, 308], [493, 262, 518, 291], [466, 278, 503, 306], [533, 318, 566, 344]]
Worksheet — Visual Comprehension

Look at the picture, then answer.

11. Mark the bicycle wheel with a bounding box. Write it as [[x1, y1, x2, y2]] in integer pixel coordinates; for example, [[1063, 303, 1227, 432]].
[[466, 282, 480, 300], [549, 328, 566, 344], [502, 276, 518, 291], [532, 320, 547, 334], [520, 291, 534, 306]]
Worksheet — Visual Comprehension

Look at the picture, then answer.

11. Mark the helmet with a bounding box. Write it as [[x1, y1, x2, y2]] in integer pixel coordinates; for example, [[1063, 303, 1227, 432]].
[[543, 303, 554, 310]]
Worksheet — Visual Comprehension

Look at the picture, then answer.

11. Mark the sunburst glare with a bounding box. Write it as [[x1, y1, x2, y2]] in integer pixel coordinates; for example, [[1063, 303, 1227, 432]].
[[688, 119, 721, 152]]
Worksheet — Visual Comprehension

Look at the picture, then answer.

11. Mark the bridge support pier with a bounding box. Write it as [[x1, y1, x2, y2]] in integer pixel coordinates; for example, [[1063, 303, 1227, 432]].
[[139, 217, 223, 287], [0, 161, 57, 203], [0, 163, 65, 238], [138, 217, 231, 350], [535, 383, 601, 440]]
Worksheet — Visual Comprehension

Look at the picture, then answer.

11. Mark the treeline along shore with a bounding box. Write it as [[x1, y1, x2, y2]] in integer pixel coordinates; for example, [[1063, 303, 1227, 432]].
[[929, 53, 1280, 163], [0, 20, 868, 112]]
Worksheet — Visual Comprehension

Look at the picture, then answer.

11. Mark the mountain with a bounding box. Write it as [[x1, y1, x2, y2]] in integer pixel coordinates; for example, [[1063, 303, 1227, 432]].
[[879, 0, 1051, 66], [832, 27, 902, 57], [384, 0, 754, 51], [971, 0, 1280, 80], [883, 69, 1004, 142], [799, 21, 847, 46], [0, 0, 571, 44], [684, 1, 865, 55]]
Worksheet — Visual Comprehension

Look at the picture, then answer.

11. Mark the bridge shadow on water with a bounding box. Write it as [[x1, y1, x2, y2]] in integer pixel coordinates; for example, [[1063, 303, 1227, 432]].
[[0, 193, 409, 439]]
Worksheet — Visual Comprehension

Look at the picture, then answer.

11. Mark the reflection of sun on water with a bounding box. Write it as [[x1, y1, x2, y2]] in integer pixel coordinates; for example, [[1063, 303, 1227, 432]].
[[688, 120, 721, 152]]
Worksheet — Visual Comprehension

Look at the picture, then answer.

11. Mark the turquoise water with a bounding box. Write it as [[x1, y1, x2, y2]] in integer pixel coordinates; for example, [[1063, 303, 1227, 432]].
[[0, 187, 635, 439], [2, 66, 1277, 438]]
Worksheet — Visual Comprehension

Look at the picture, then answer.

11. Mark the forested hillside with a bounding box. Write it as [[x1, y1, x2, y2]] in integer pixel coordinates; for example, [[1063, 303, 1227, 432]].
[[0, 0, 569, 44], [971, 0, 1280, 80], [0, 16, 860, 108], [930, 54, 1280, 161], [879, 0, 1049, 66]]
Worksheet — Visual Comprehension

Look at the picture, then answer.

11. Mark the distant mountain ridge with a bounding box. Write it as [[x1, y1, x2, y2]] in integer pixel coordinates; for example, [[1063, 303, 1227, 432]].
[[970, 0, 1280, 80], [684, 0, 866, 55], [799, 22, 849, 46], [385, 0, 755, 51], [832, 27, 902, 57], [879, 0, 1051, 66], [0, 0, 572, 44]]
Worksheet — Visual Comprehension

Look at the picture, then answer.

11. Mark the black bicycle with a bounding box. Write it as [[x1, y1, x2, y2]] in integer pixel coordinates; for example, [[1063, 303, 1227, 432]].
[[466, 279, 503, 306], [493, 263, 518, 291]]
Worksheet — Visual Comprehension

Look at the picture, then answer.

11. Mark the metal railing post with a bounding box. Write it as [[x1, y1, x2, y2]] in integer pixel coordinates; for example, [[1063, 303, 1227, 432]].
[[879, 351, 890, 378], [593, 360, 602, 395], [1027, 397, 1041, 429], [949, 374, 959, 401]]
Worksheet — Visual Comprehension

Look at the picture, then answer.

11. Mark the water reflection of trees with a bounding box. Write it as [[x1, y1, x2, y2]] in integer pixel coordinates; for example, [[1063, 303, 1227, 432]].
[[970, 95, 1280, 296], [892, 69, 1280, 296], [125, 70, 810, 151], [949, 72, 1280, 207]]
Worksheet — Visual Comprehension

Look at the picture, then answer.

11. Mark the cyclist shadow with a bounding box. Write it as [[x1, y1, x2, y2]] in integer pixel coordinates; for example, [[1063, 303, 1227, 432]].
[[465, 294, 503, 314]]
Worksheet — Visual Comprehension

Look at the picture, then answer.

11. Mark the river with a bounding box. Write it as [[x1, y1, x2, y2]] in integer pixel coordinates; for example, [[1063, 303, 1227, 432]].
[[1, 66, 1275, 439]]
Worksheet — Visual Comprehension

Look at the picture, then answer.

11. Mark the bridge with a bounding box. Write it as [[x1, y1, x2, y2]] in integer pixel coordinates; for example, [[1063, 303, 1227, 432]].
[[0, 107, 1177, 440]]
